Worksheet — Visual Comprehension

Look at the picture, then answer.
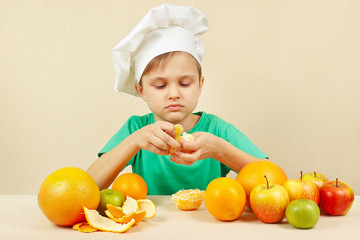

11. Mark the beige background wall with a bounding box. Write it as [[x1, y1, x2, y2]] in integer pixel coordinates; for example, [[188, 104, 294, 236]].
[[1, 0, 359, 194]]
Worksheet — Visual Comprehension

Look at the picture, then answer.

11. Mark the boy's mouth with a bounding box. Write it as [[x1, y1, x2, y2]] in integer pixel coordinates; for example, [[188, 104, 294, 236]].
[[166, 104, 183, 111]]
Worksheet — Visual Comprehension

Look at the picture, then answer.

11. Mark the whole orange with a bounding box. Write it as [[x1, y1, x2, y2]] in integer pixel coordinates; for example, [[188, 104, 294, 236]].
[[38, 167, 100, 226], [112, 173, 147, 200], [236, 160, 287, 206], [205, 177, 246, 221]]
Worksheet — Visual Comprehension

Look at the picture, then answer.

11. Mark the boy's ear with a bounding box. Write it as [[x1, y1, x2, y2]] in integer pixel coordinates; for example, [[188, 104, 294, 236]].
[[198, 76, 205, 95], [135, 82, 146, 101]]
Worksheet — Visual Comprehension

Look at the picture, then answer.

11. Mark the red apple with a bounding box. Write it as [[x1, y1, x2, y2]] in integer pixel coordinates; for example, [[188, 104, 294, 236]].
[[302, 172, 328, 188], [250, 175, 289, 223], [283, 171, 320, 204], [320, 178, 354, 215]]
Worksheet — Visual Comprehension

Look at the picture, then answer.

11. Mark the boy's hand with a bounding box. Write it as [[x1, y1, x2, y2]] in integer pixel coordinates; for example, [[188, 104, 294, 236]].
[[170, 132, 221, 165], [133, 121, 181, 155]]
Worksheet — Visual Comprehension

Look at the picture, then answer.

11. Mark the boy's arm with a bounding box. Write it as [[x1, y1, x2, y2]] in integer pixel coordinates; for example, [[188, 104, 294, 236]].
[[87, 121, 180, 190], [171, 132, 263, 172], [87, 134, 140, 190], [214, 137, 262, 172]]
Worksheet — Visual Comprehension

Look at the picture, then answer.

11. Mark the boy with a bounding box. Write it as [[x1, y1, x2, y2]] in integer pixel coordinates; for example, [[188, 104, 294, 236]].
[[87, 4, 268, 195]]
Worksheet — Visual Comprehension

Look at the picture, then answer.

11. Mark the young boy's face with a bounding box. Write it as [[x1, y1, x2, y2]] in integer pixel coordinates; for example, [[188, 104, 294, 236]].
[[135, 52, 204, 125]]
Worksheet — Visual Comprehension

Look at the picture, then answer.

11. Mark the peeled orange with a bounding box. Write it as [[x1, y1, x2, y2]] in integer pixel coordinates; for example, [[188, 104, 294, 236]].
[[38, 167, 100, 226], [170, 124, 196, 154], [205, 177, 246, 221], [236, 160, 287, 206], [171, 189, 205, 210], [112, 173, 147, 200]]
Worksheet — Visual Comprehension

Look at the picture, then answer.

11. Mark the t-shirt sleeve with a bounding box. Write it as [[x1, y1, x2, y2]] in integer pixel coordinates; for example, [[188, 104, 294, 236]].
[[224, 124, 268, 159], [219, 123, 268, 175]]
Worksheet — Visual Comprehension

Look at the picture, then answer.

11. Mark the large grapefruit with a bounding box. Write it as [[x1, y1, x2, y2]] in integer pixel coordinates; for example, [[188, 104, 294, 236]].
[[38, 167, 100, 226]]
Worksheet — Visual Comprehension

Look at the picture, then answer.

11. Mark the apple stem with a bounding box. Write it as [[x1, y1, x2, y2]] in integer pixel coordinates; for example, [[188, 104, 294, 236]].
[[264, 175, 269, 189], [336, 178, 339, 188], [314, 171, 317, 178], [300, 171, 303, 181]]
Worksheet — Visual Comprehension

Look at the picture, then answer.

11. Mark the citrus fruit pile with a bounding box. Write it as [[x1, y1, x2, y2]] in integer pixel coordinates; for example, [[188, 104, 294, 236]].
[[38, 168, 156, 234]]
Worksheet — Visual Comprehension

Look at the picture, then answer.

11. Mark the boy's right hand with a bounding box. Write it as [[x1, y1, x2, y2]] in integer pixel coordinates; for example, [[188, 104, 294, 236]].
[[132, 121, 181, 155]]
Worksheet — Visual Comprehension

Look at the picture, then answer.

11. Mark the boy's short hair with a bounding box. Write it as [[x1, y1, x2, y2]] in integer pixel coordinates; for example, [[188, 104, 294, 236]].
[[140, 51, 202, 84]]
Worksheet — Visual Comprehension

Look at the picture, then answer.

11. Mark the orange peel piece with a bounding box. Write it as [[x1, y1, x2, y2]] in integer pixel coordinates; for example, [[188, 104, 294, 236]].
[[106, 209, 146, 224], [121, 196, 139, 215], [106, 204, 126, 218], [105, 197, 155, 224], [137, 199, 156, 218], [171, 189, 205, 210], [83, 207, 135, 233], [73, 221, 97, 233]]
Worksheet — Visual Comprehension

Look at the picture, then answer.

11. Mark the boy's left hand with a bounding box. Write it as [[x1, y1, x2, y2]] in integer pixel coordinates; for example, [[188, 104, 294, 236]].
[[170, 132, 221, 165]]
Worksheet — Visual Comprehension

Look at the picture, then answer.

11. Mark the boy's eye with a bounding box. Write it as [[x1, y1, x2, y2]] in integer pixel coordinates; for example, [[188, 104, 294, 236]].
[[155, 84, 166, 89], [180, 82, 191, 87]]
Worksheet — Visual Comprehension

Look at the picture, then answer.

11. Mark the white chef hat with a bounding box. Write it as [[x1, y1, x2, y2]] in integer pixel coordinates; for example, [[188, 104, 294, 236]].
[[112, 3, 209, 96]]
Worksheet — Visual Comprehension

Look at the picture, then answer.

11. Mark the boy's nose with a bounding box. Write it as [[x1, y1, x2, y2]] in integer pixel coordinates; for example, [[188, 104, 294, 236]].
[[168, 85, 180, 99]]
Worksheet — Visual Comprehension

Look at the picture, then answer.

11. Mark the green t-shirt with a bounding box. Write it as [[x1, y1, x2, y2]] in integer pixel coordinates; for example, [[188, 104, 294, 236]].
[[99, 112, 268, 195]]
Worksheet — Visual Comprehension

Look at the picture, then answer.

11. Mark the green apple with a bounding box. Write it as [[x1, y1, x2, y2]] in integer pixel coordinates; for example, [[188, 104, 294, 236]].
[[283, 171, 320, 204], [97, 189, 125, 216], [285, 199, 320, 229], [302, 172, 328, 188], [250, 175, 289, 223]]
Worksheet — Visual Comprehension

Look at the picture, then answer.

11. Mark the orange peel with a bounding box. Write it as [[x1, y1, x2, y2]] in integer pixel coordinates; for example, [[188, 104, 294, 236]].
[[105, 198, 156, 224], [106, 209, 146, 224], [72, 221, 98, 233], [121, 196, 139, 215], [106, 204, 125, 218], [137, 199, 156, 218], [171, 189, 205, 210], [83, 207, 135, 233]]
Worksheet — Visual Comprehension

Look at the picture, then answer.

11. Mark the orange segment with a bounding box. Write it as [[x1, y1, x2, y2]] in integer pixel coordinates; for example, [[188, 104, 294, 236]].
[[174, 124, 184, 141], [170, 124, 183, 154], [171, 189, 205, 210], [83, 207, 135, 233]]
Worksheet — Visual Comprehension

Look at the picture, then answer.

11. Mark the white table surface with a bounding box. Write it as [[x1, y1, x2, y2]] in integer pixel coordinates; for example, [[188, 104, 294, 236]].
[[0, 195, 359, 240]]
